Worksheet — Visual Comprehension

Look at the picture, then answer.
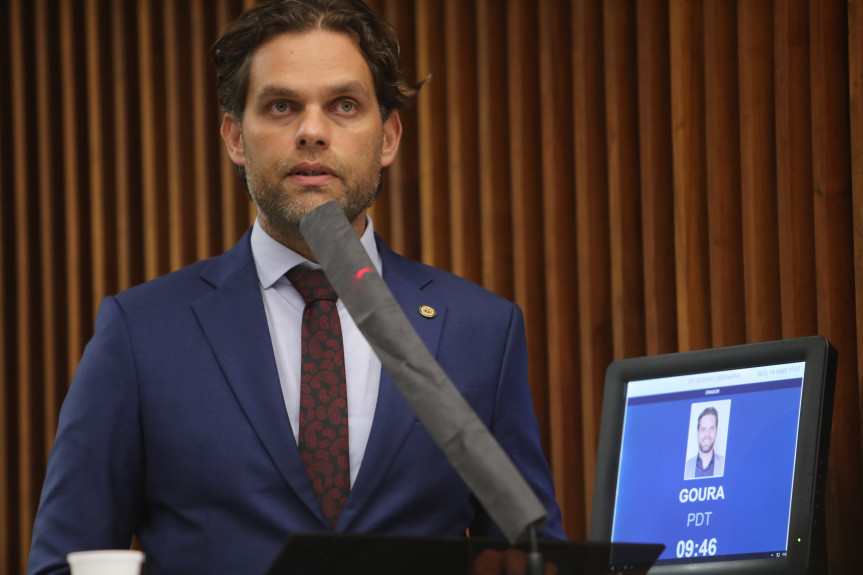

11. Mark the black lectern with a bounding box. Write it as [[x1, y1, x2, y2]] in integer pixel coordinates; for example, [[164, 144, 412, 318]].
[[265, 532, 663, 575]]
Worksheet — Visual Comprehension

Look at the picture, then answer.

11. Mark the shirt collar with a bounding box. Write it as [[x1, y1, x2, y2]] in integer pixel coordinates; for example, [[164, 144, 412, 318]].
[[696, 452, 715, 471], [251, 215, 382, 290]]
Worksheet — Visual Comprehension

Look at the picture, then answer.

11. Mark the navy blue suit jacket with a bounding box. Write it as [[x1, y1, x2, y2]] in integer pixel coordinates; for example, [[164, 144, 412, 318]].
[[28, 232, 564, 575]]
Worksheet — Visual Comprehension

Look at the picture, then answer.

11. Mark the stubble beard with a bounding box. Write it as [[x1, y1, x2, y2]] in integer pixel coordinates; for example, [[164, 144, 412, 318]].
[[243, 144, 383, 244]]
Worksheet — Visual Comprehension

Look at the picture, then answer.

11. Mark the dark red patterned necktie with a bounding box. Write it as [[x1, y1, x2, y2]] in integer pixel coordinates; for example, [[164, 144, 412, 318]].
[[286, 266, 349, 528]]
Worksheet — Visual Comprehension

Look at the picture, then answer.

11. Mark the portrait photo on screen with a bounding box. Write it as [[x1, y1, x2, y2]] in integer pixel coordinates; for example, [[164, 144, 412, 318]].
[[683, 400, 731, 480]]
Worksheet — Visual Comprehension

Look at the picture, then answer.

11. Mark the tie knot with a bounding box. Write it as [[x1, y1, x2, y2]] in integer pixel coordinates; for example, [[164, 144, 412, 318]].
[[287, 267, 338, 303]]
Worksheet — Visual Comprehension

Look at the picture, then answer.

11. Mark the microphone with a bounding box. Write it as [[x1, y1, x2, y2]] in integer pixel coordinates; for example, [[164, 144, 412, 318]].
[[299, 201, 547, 545]]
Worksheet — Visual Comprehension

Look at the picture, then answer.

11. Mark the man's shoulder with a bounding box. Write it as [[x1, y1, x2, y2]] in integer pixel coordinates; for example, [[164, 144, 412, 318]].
[[683, 455, 697, 477], [379, 237, 514, 310], [113, 230, 254, 309]]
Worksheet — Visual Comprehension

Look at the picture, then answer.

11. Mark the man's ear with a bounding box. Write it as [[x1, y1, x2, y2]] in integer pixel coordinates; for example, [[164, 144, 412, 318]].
[[380, 111, 403, 168], [220, 113, 246, 167]]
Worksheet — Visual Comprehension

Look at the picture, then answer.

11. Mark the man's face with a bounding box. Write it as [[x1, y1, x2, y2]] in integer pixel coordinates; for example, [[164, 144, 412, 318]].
[[697, 413, 717, 454], [220, 30, 402, 243]]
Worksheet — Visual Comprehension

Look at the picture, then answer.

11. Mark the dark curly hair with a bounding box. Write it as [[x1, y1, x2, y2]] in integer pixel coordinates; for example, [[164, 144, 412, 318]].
[[211, 0, 420, 120]]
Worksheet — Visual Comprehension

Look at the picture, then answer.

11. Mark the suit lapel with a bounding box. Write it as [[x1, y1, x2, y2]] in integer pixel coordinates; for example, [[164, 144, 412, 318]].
[[337, 238, 447, 530], [191, 233, 451, 530], [192, 233, 327, 526]]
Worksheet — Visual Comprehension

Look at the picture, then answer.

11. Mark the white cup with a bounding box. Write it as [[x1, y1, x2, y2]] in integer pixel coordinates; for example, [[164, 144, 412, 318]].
[[66, 550, 145, 575]]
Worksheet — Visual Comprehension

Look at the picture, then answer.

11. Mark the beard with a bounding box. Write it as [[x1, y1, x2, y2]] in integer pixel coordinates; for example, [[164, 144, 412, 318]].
[[699, 438, 715, 453], [243, 140, 383, 241]]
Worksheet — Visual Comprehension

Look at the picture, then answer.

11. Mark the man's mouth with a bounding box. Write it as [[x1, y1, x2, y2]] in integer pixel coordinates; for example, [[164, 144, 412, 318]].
[[289, 162, 334, 175], [287, 163, 337, 185], [293, 170, 329, 176]]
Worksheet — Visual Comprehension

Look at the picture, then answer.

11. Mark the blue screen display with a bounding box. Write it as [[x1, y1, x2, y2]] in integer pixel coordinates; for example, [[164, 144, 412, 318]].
[[611, 364, 804, 564]]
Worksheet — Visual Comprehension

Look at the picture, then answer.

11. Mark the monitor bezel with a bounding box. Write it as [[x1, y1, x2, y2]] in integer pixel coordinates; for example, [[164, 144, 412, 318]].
[[588, 336, 836, 575]]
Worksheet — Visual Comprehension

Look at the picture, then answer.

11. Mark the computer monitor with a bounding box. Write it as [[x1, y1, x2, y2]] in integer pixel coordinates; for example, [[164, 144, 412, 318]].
[[589, 336, 836, 575]]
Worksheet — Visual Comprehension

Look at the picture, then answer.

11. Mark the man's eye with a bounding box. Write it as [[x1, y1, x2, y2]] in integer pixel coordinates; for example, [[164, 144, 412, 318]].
[[271, 101, 289, 113], [336, 101, 356, 113]]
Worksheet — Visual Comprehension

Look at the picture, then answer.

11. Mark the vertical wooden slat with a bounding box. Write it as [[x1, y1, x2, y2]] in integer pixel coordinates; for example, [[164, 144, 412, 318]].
[[506, 0, 550, 454], [415, 0, 450, 270], [572, 0, 611, 522], [703, 0, 745, 348], [739, 1, 782, 343], [1, 0, 15, 568], [379, 0, 421, 260], [11, 0, 33, 568], [774, 0, 817, 339], [811, 1, 863, 573], [86, 0, 118, 308], [0, 2, 10, 573], [113, 0, 135, 292], [636, 0, 678, 356], [31, 0, 54, 454], [604, 0, 645, 362], [192, 0, 219, 261], [669, 0, 712, 351], [35, 0, 60, 462], [139, 0, 169, 280], [851, 0, 863, 474], [61, 0, 90, 382], [113, 0, 144, 292], [443, 0, 480, 283], [165, 2, 196, 271], [477, 0, 513, 298], [540, 0, 584, 539]]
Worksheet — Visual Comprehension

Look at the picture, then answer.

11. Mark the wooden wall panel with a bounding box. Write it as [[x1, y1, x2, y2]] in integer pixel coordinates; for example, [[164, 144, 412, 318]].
[[572, 0, 611, 520], [60, 0, 91, 379], [34, 0, 61, 458], [636, 0, 678, 356], [415, 0, 450, 270], [669, 0, 712, 351], [810, 2, 863, 574], [86, 0, 120, 308], [165, 1, 196, 271], [0, 0, 11, 566], [506, 0, 551, 454], [10, 0, 38, 568], [477, 0, 514, 298], [378, 0, 421, 260], [113, 0, 138, 292], [540, 0, 584, 539], [774, 0, 817, 340], [852, 0, 863, 472], [443, 0, 480, 283], [191, 0, 220, 263], [739, 1, 783, 343], [4, 0, 863, 572], [604, 0, 646, 362], [138, 0, 170, 281], [703, 0, 745, 348]]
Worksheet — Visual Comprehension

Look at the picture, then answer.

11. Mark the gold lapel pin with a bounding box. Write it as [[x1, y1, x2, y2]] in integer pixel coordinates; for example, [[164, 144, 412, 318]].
[[419, 305, 436, 318]]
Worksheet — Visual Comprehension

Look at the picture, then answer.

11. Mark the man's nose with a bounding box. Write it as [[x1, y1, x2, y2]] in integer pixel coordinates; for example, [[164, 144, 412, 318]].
[[295, 108, 330, 150]]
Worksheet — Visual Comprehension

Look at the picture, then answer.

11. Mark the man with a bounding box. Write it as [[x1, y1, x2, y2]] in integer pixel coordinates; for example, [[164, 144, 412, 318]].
[[684, 407, 725, 479], [27, 1, 564, 574]]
